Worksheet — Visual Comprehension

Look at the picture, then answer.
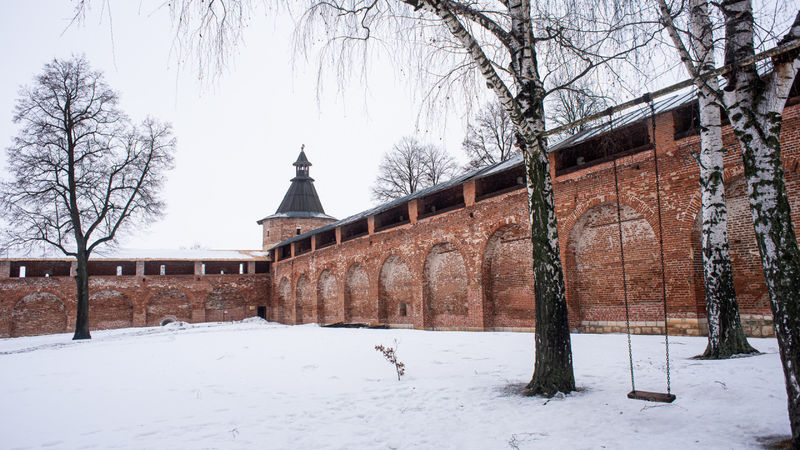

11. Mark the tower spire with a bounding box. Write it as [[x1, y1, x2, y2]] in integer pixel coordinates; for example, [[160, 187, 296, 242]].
[[293, 145, 311, 178]]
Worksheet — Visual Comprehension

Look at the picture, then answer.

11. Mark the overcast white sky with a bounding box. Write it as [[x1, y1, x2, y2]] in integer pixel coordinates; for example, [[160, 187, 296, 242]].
[[0, 1, 472, 251]]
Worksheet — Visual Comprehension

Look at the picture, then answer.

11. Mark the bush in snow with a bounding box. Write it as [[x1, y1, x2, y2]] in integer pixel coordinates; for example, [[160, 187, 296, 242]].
[[375, 341, 405, 381]]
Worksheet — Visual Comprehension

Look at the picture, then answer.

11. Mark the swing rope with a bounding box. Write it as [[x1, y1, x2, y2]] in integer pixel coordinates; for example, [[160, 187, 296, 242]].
[[647, 96, 672, 395], [608, 94, 675, 403], [608, 111, 636, 394]]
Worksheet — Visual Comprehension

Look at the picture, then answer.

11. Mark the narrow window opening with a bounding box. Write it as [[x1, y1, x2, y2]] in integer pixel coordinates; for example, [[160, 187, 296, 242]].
[[239, 263, 245, 274], [201, 263, 206, 275], [160, 264, 166, 275], [116, 265, 123, 276], [266, 230, 270, 237], [399, 303, 407, 317], [19, 266, 26, 278], [296, 227, 302, 235]]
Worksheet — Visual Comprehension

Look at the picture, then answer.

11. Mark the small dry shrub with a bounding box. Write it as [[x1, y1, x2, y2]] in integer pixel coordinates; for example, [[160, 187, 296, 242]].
[[375, 340, 405, 380]]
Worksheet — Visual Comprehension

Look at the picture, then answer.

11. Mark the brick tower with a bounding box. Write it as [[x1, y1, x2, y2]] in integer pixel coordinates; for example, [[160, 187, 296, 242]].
[[257, 147, 336, 249]]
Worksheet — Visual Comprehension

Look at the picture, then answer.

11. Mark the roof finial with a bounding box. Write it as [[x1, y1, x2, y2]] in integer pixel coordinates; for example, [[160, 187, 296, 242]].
[[301, 143, 305, 152]]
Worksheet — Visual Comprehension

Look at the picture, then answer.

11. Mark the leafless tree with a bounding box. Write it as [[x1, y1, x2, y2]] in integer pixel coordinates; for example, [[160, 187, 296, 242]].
[[658, 0, 800, 442], [372, 136, 457, 202], [462, 101, 517, 170], [422, 143, 458, 185], [0, 56, 176, 340], [548, 75, 610, 137], [656, 0, 758, 362], [74, 0, 657, 396]]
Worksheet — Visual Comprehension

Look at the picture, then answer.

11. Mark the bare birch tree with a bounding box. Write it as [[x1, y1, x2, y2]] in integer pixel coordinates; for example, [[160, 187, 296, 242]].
[[372, 136, 457, 202], [658, 0, 800, 442], [293, 0, 655, 396], [77, 0, 656, 396], [0, 56, 176, 340], [656, 0, 758, 359]]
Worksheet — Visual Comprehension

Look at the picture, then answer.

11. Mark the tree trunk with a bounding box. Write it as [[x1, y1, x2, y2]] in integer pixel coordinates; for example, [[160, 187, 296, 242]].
[[720, 1, 800, 442], [524, 141, 575, 396], [679, 0, 758, 359], [735, 118, 800, 442], [695, 95, 756, 358], [72, 251, 91, 340]]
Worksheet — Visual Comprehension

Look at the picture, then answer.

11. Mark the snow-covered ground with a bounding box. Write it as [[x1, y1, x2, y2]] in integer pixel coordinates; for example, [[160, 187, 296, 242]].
[[0, 319, 789, 449]]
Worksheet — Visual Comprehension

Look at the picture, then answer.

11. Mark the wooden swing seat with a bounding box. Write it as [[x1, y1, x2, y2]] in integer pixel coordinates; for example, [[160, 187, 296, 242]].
[[627, 390, 676, 403]]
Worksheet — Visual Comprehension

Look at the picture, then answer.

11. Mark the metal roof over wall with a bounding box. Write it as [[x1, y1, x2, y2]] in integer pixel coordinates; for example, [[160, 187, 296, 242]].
[[271, 89, 699, 251]]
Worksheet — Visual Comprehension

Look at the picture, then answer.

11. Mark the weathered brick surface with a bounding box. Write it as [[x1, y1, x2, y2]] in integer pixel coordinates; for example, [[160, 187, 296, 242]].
[[270, 102, 800, 336], [89, 289, 133, 330], [11, 292, 68, 337], [0, 272, 269, 337], [2, 102, 798, 338], [261, 216, 336, 250]]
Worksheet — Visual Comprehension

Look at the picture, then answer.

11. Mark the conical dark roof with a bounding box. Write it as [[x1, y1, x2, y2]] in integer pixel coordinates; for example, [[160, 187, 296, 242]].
[[293, 150, 311, 167], [276, 176, 326, 214], [264, 149, 334, 220]]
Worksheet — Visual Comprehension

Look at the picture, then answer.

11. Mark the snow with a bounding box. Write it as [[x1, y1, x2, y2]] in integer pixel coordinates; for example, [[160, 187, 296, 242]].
[[0, 320, 790, 449], [4, 248, 267, 260]]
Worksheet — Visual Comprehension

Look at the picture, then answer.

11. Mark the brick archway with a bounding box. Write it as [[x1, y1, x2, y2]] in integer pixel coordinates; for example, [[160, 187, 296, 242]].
[[146, 289, 191, 326], [295, 274, 314, 324], [344, 263, 372, 323], [89, 289, 133, 330], [11, 292, 67, 337], [317, 269, 338, 324], [378, 254, 415, 325], [276, 277, 291, 323], [481, 224, 534, 329], [423, 242, 469, 329], [566, 202, 664, 327]]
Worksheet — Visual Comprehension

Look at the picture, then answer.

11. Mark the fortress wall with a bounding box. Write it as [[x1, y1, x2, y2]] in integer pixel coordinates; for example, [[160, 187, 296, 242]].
[[0, 265, 269, 338], [270, 102, 800, 336]]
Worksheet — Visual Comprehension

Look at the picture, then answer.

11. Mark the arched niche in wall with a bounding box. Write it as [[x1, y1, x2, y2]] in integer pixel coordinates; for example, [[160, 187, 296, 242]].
[[276, 277, 291, 323], [89, 289, 133, 330], [11, 292, 67, 337], [423, 242, 468, 328], [482, 224, 534, 328], [566, 202, 661, 324], [146, 289, 191, 326], [378, 254, 415, 325], [344, 263, 372, 323], [295, 274, 314, 324], [317, 270, 338, 324]]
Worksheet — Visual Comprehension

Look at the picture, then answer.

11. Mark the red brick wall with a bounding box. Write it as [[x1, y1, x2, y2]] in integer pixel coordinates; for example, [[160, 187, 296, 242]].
[[4, 103, 797, 338], [482, 224, 535, 329], [345, 263, 373, 323], [11, 292, 68, 337], [317, 270, 339, 323], [89, 289, 133, 330], [261, 216, 336, 250], [378, 254, 416, 326], [270, 102, 800, 336], [0, 273, 269, 337]]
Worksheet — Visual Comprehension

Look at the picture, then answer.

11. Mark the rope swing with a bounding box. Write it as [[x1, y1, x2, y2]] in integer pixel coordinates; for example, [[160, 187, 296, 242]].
[[607, 94, 676, 403]]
